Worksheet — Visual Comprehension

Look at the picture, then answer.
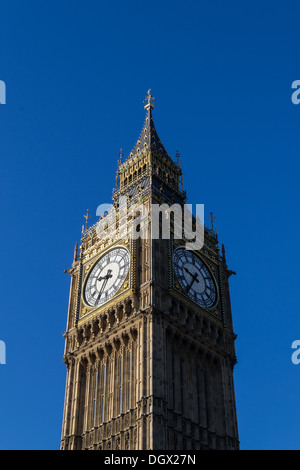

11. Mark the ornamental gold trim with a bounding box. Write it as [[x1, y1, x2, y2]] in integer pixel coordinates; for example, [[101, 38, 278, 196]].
[[78, 241, 133, 324], [77, 288, 134, 328]]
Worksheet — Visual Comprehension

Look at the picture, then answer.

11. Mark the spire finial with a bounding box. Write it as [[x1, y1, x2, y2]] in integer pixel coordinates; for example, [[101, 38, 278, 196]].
[[222, 243, 226, 262], [144, 89, 156, 111], [119, 148, 123, 163], [175, 149, 181, 168], [83, 209, 91, 229], [209, 211, 216, 232], [73, 242, 78, 262]]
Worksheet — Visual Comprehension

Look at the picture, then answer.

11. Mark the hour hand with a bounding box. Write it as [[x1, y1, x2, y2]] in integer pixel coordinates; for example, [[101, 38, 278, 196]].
[[184, 267, 199, 283], [106, 269, 113, 279], [97, 269, 113, 283], [184, 266, 193, 277]]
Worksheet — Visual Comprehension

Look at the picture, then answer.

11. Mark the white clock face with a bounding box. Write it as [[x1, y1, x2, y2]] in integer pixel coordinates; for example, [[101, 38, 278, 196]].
[[173, 248, 216, 308], [84, 247, 130, 307]]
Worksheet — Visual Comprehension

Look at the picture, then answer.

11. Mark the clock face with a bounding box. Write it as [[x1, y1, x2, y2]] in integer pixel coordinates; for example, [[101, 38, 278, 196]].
[[173, 248, 216, 308], [84, 247, 130, 307]]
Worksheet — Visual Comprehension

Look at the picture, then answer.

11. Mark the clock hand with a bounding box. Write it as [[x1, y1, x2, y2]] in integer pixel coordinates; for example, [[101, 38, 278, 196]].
[[186, 272, 199, 293], [184, 266, 194, 277], [95, 269, 113, 304], [97, 269, 113, 283], [106, 269, 113, 279], [96, 278, 108, 305], [184, 267, 200, 284]]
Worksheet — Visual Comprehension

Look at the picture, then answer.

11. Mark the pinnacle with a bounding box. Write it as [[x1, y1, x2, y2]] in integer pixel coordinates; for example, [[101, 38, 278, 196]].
[[127, 91, 172, 163]]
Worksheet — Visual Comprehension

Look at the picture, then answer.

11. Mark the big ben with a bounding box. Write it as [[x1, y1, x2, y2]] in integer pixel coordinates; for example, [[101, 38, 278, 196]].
[[60, 91, 239, 450]]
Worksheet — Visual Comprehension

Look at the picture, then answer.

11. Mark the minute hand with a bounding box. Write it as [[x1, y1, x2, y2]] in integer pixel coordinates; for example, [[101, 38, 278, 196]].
[[96, 269, 113, 305], [184, 266, 195, 277], [186, 271, 199, 293], [96, 277, 108, 305]]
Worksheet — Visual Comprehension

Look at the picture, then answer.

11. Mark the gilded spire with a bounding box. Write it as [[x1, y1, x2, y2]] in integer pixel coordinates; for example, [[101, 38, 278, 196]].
[[114, 90, 185, 203], [127, 89, 171, 162]]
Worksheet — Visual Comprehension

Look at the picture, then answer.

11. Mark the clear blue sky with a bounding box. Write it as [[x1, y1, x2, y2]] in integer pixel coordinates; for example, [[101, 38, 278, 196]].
[[1, 0, 300, 450]]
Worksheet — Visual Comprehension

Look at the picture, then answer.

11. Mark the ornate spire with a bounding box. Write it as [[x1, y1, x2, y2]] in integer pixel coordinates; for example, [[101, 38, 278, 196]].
[[114, 90, 184, 203], [126, 89, 172, 162]]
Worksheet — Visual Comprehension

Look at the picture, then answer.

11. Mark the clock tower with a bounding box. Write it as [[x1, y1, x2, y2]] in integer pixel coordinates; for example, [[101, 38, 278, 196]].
[[60, 91, 239, 450]]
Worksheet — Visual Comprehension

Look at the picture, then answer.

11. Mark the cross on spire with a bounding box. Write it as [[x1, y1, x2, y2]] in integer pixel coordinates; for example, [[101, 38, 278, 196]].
[[209, 211, 216, 231], [144, 89, 156, 110], [124, 90, 174, 166]]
